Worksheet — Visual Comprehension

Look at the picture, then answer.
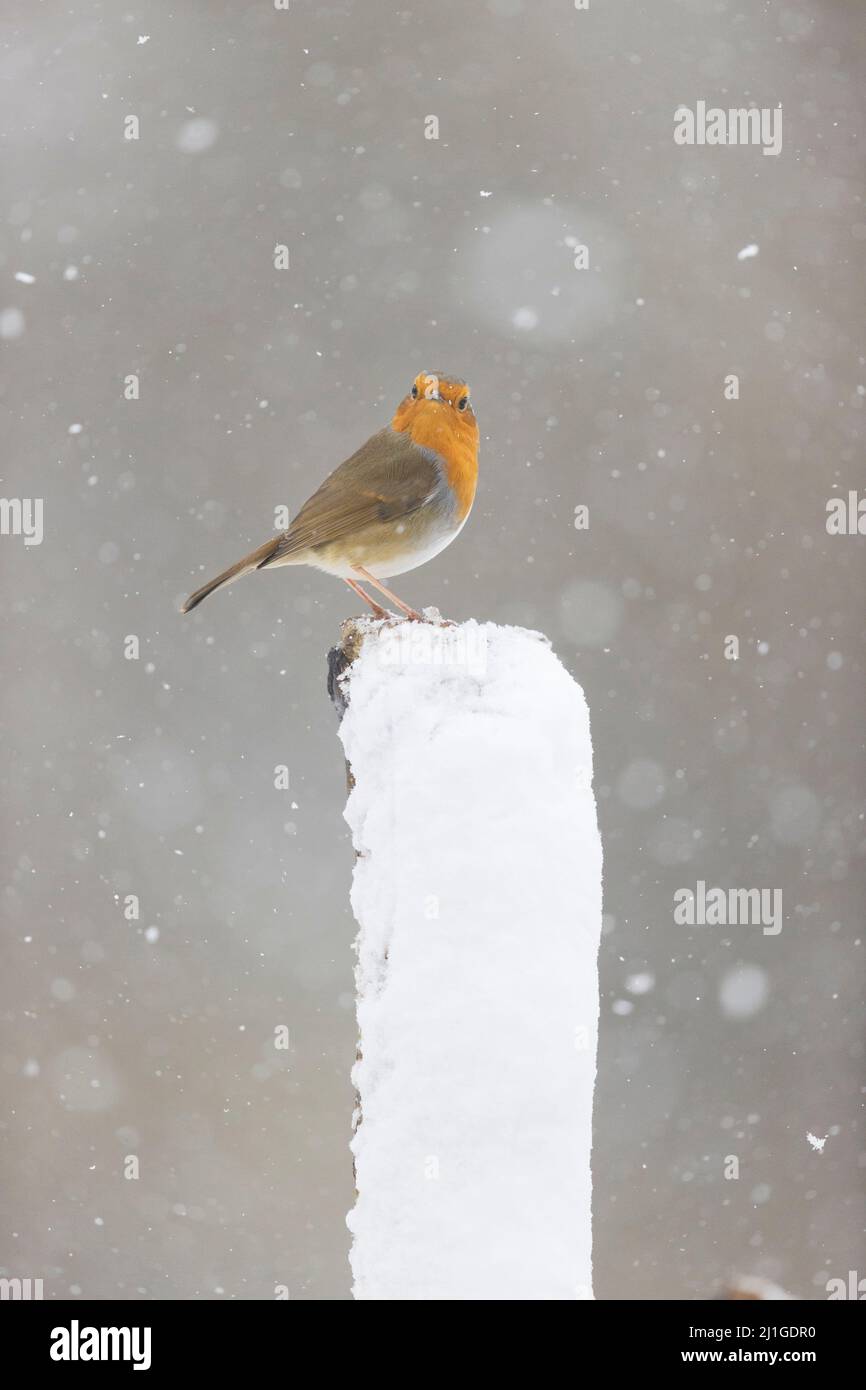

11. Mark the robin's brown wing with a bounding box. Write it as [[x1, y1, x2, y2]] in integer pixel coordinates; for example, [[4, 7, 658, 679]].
[[261, 427, 444, 566]]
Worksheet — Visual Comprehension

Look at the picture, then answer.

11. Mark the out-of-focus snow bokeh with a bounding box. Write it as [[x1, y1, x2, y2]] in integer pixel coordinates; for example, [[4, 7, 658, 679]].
[[0, 0, 862, 1300]]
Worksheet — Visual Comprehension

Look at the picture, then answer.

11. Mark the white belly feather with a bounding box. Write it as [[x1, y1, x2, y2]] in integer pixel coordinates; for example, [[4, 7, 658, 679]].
[[307, 511, 469, 580]]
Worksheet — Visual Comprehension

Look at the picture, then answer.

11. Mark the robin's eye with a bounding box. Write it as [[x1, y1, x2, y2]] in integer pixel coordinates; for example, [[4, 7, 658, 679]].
[[457, 395, 468, 411], [411, 384, 419, 399]]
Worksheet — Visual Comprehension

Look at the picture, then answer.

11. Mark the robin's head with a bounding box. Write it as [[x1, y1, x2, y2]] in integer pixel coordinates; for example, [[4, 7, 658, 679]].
[[392, 371, 476, 431]]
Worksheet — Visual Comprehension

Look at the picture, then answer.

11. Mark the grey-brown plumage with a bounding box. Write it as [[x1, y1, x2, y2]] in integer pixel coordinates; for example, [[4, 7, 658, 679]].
[[182, 429, 449, 612], [262, 428, 449, 569]]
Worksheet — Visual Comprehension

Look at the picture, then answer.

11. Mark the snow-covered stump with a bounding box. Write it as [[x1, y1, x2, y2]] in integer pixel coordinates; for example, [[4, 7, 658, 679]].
[[329, 617, 603, 1301]]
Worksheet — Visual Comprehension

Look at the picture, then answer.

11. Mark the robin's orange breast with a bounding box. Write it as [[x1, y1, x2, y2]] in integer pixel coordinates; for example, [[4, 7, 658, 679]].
[[391, 393, 479, 522], [401, 413, 478, 522]]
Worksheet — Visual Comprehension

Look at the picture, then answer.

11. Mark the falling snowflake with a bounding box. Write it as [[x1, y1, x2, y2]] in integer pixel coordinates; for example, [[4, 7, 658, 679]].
[[806, 1132, 827, 1153]]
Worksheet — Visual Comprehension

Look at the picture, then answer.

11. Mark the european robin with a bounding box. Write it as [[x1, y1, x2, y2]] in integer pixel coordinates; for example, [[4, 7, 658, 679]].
[[181, 371, 479, 622]]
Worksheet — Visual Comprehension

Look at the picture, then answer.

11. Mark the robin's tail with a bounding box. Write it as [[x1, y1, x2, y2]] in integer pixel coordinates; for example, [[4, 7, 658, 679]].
[[181, 534, 284, 613]]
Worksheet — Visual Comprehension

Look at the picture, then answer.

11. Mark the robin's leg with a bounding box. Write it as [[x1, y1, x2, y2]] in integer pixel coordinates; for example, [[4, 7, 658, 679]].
[[344, 577, 393, 621], [353, 566, 423, 622]]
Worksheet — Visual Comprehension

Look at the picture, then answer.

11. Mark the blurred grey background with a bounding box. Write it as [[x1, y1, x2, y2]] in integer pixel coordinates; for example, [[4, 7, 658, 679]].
[[1, 0, 863, 1300]]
